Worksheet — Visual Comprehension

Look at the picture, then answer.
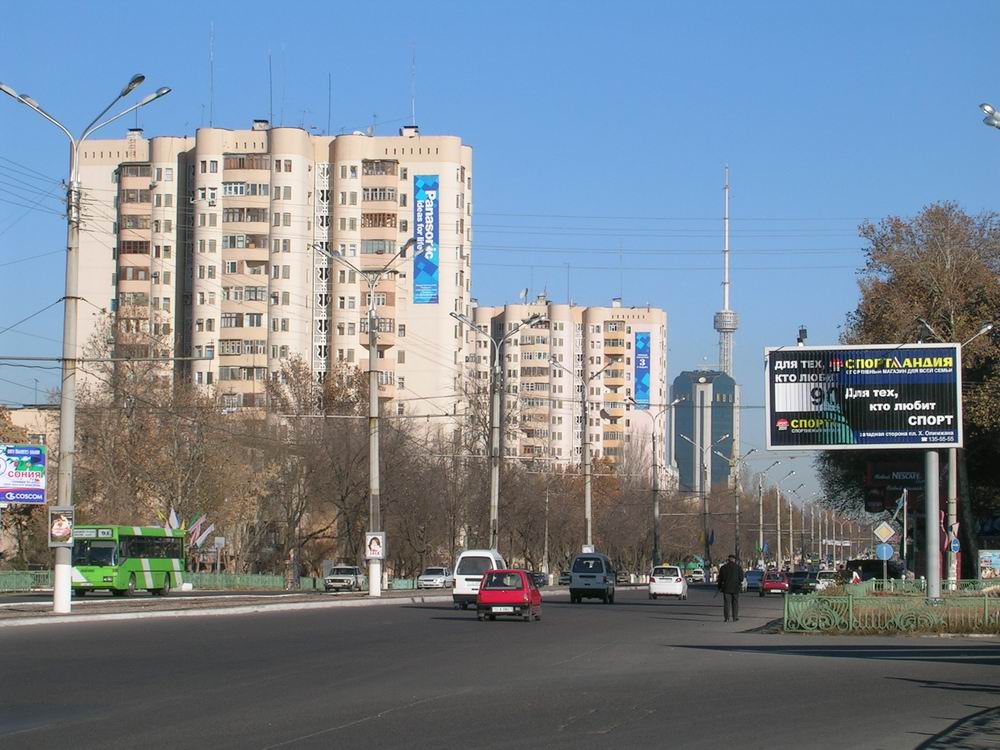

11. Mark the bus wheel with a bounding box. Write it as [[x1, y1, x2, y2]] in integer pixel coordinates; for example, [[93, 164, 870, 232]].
[[125, 574, 137, 597], [160, 573, 171, 597]]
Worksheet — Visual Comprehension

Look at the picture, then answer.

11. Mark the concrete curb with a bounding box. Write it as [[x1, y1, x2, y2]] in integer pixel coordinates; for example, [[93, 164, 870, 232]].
[[0, 587, 573, 628]]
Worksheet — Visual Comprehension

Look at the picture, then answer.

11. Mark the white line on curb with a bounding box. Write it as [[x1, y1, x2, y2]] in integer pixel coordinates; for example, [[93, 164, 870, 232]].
[[0, 589, 571, 628]]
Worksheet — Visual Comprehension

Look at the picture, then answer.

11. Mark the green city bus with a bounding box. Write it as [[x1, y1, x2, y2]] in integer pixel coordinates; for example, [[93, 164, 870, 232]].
[[72, 525, 185, 596]]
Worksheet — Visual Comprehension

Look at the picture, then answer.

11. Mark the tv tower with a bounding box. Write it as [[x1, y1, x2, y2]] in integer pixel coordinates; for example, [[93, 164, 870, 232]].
[[713, 165, 739, 376]]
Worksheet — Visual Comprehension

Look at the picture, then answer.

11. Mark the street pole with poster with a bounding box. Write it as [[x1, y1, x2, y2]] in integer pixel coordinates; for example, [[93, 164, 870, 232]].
[[765, 343, 963, 603], [365, 532, 386, 590]]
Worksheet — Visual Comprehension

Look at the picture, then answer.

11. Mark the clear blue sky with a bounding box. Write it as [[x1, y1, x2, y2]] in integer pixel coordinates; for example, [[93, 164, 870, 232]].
[[2, 1, 998, 497]]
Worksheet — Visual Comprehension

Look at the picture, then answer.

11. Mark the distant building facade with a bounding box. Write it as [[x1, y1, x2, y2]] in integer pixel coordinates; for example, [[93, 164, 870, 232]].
[[671, 370, 739, 494]]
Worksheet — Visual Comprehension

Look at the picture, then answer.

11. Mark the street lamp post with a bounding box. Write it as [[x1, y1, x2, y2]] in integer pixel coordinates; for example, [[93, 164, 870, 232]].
[[551, 354, 622, 549], [629, 397, 679, 566], [678, 431, 730, 571], [319, 238, 414, 597], [757, 461, 780, 567], [1, 75, 171, 614], [713, 447, 756, 565], [452, 310, 545, 550], [774, 470, 796, 570], [787, 483, 804, 569]]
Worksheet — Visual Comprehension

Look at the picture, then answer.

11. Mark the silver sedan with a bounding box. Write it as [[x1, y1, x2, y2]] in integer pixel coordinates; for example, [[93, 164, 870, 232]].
[[416, 567, 454, 589]]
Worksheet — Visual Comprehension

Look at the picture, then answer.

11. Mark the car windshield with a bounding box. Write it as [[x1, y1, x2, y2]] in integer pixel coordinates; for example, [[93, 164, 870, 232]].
[[746, 570, 763, 579], [572, 557, 605, 574], [653, 567, 680, 577], [457, 556, 493, 575], [72, 540, 116, 567], [817, 572, 836, 580], [421, 568, 446, 576], [482, 572, 523, 590], [791, 572, 809, 580], [765, 573, 785, 581], [330, 567, 356, 576]]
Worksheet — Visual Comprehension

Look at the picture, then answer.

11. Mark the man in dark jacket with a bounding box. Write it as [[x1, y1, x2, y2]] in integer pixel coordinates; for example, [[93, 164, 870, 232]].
[[717, 555, 744, 622]]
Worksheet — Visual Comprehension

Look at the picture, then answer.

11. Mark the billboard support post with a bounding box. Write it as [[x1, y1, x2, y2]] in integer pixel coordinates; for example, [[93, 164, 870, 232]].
[[947, 447, 958, 588], [925, 450, 942, 601]]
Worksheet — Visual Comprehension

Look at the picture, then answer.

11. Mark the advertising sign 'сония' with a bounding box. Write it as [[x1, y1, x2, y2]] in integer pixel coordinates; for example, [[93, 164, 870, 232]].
[[764, 343, 962, 450], [0, 444, 47, 504]]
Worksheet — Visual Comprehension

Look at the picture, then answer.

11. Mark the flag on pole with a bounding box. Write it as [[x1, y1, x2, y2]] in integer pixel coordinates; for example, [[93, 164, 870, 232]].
[[188, 514, 207, 543], [194, 523, 215, 549], [168, 508, 180, 532]]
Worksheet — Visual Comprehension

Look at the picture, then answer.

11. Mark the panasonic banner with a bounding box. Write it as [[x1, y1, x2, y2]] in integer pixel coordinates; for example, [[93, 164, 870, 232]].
[[634, 331, 651, 409], [764, 343, 962, 450], [413, 175, 439, 304]]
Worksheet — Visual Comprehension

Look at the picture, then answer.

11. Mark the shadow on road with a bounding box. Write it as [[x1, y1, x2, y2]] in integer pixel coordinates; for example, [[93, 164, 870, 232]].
[[915, 705, 1000, 749], [888, 676, 1000, 695], [673, 644, 1000, 667]]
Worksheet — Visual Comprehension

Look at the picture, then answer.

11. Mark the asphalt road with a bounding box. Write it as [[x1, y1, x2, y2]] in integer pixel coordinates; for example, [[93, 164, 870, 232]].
[[2, 586, 999, 749]]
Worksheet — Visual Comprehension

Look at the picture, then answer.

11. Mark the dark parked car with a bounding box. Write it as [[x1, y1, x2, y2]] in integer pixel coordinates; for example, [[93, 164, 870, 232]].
[[558, 571, 571, 586], [846, 559, 906, 581], [616, 571, 631, 585], [789, 571, 818, 594], [530, 571, 548, 588]]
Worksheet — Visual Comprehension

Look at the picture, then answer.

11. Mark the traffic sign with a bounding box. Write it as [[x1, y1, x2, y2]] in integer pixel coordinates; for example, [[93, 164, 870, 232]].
[[874, 521, 895, 544], [875, 543, 894, 561], [950, 537, 961, 554]]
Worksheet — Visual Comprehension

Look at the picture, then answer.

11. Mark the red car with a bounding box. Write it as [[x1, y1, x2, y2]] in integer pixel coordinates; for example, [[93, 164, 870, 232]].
[[476, 569, 542, 622], [760, 571, 790, 597]]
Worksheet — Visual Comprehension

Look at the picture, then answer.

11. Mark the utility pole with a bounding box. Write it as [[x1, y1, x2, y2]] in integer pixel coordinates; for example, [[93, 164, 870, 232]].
[[756, 461, 780, 568], [679, 431, 730, 571], [774, 471, 796, 571], [323, 237, 414, 597], [629, 397, 678, 567], [552, 354, 621, 549], [455, 311, 545, 549], [0, 75, 170, 614]]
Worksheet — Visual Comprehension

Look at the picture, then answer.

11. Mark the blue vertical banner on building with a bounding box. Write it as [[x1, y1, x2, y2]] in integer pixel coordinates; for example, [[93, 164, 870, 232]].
[[413, 175, 439, 304], [635, 331, 651, 408]]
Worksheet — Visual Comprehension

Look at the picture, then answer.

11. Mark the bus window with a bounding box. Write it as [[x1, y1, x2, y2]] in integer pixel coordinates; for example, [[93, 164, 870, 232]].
[[72, 540, 116, 566]]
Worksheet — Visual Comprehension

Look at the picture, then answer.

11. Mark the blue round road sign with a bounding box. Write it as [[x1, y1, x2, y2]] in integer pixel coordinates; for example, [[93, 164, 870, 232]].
[[950, 537, 960, 553], [875, 543, 894, 561]]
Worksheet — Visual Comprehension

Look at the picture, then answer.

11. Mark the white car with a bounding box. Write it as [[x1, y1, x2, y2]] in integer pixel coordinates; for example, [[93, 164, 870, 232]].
[[416, 566, 453, 589], [324, 565, 368, 592], [687, 568, 706, 584], [814, 570, 838, 591], [649, 565, 688, 599]]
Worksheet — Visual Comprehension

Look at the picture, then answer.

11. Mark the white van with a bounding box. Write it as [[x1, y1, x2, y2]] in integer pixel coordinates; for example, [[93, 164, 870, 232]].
[[452, 549, 506, 609]]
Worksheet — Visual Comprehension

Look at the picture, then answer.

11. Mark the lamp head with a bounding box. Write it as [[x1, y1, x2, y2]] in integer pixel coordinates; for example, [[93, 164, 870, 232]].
[[984, 116, 1000, 130], [0, 82, 19, 99], [20, 95, 41, 109], [140, 87, 172, 106], [982, 102, 997, 116], [121, 74, 145, 97]]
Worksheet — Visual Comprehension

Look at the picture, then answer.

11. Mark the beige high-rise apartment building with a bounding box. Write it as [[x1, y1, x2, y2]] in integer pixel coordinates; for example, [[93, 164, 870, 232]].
[[468, 296, 668, 469], [74, 122, 472, 416]]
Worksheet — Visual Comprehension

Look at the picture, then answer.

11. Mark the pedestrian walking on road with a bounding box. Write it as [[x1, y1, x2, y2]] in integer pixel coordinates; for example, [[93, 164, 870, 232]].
[[717, 555, 744, 622]]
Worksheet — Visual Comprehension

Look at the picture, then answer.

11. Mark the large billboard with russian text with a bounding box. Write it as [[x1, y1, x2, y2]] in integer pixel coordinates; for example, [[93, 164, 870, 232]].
[[634, 331, 651, 408], [413, 175, 439, 304], [764, 344, 962, 450], [0, 444, 47, 504]]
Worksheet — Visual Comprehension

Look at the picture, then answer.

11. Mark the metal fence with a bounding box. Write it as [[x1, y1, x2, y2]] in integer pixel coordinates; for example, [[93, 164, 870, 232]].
[[785, 592, 1000, 634], [0, 570, 53, 593]]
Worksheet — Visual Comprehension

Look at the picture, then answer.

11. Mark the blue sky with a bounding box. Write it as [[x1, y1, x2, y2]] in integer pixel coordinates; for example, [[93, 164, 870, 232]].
[[1, 1, 998, 496]]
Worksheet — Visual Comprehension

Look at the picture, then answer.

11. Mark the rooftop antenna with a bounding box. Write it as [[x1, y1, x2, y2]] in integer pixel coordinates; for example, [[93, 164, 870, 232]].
[[618, 240, 624, 302], [268, 52, 273, 126], [209, 21, 215, 127], [410, 44, 417, 126], [327, 73, 332, 135]]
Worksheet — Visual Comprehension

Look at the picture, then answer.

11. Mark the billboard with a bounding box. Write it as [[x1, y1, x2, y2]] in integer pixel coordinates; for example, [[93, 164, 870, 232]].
[[765, 343, 962, 450], [634, 331, 651, 408], [413, 174, 439, 304], [0, 444, 47, 504]]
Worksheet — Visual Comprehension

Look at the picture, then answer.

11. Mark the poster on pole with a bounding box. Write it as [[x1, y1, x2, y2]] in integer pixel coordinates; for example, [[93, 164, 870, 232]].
[[48, 506, 74, 548], [764, 344, 962, 450], [365, 532, 385, 560], [0, 444, 47, 504], [413, 175, 439, 304], [634, 331, 651, 409]]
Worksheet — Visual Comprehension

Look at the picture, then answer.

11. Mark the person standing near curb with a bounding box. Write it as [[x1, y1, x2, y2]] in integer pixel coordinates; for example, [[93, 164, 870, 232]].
[[717, 554, 744, 622]]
